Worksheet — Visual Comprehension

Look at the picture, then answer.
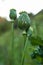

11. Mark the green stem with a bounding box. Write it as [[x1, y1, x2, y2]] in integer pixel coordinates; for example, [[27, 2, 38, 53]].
[[11, 22, 14, 65], [21, 35, 28, 65]]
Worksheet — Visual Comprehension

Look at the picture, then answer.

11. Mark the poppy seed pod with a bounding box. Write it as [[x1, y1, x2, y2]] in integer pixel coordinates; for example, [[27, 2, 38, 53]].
[[18, 12, 31, 31], [9, 9, 17, 20]]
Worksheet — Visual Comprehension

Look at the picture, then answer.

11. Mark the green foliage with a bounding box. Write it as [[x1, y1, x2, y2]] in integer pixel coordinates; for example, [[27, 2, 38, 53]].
[[29, 36, 43, 46], [0, 29, 43, 65], [0, 10, 43, 65], [31, 10, 43, 40]]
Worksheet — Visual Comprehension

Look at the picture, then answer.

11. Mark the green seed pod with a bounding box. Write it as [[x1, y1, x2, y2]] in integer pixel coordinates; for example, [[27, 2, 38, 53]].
[[9, 9, 17, 20], [18, 12, 31, 31]]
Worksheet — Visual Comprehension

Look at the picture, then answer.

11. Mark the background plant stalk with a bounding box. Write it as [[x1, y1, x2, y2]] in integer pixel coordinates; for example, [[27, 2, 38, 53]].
[[11, 22, 15, 65]]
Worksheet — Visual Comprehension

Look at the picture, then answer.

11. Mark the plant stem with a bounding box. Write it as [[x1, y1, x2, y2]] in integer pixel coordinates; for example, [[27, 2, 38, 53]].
[[21, 35, 28, 65], [11, 22, 14, 65]]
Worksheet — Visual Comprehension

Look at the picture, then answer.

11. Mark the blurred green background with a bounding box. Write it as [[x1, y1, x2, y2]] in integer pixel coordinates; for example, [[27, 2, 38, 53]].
[[0, 10, 43, 65]]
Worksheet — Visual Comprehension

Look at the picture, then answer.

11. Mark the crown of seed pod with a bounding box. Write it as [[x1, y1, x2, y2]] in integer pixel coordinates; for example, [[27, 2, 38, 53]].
[[9, 9, 17, 20], [18, 12, 31, 31]]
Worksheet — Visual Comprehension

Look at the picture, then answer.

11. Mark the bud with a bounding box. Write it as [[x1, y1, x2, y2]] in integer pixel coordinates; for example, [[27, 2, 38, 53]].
[[22, 30, 27, 35], [27, 26, 33, 37]]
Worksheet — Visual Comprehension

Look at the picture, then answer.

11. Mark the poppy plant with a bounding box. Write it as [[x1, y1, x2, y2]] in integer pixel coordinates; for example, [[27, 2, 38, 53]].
[[9, 9, 17, 65], [18, 12, 31, 65]]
